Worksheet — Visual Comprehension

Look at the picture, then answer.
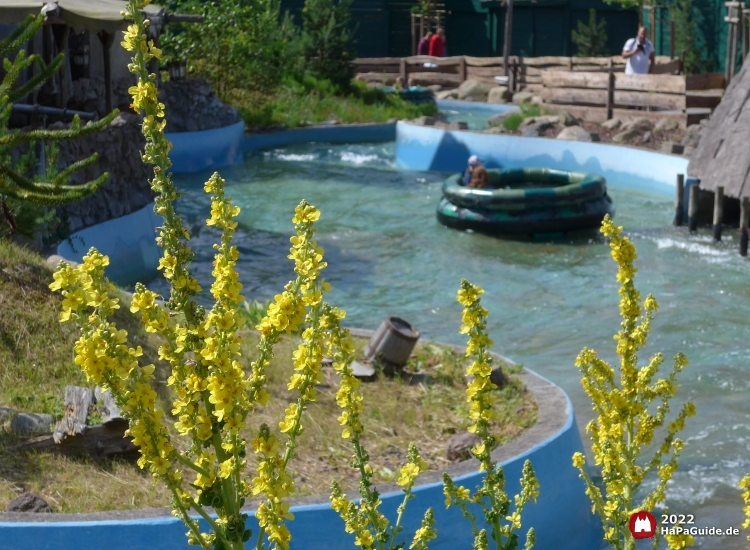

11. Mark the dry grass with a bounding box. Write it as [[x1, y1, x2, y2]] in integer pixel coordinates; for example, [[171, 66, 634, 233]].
[[0, 240, 536, 513]]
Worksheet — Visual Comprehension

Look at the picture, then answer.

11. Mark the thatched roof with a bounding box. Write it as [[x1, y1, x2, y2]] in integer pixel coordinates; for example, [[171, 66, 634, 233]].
[[0, 1, 164, 34], [688, 60, 750, 198]]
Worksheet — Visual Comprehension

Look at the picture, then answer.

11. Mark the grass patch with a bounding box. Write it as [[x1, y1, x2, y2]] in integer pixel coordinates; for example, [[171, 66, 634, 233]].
[[230, 78, 437, 130], [0, 240, 536, 513], [503, 104, 542, 131]]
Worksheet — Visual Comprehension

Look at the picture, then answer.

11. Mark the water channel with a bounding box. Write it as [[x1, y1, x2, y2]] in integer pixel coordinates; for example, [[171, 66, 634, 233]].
[[154, 135, 749, 548]]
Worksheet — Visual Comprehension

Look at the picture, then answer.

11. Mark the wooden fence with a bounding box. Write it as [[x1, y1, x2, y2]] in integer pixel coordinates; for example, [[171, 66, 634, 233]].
[[540, 71, 725, 125], [352, 55, 682, 91], [517, 55, 680, 92], [352, 56, 515, 88]]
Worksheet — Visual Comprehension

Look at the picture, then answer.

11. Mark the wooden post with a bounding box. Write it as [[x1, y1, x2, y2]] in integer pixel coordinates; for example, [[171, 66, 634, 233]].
[[725, 3, 737, 83], [411, 14, 417, 56], [674, 174, 684, 226], [98, 31, 114, 113], [670, 19, 676, 59], [649, 6, 656, 45], [459, 56, 466, 83], [400, 58, 407, 83], [606, 71, 615, 120], [688, 183, 700, 232], [729, 8, 742, 78], [503, 0, 513, 78], [713, 186, 724, 241], [743, 10, 750, 61], [740, 197, 749, 256]]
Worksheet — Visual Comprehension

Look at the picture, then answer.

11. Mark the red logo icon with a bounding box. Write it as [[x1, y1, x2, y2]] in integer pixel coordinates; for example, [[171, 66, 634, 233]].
[[628, 510, 657, 539]]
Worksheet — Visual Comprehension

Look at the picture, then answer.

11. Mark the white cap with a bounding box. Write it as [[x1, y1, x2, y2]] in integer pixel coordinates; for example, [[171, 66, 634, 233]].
[[468, 155, 481, 167]]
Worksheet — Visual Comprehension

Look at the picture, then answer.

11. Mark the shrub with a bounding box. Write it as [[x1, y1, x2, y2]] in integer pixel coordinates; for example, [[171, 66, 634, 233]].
[[300, 0, 356, 92], [571, 9, 608, 57]]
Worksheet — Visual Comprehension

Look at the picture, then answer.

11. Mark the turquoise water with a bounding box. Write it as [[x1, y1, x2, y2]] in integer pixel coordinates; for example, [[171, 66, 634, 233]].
[[160, 142, 750, 548]]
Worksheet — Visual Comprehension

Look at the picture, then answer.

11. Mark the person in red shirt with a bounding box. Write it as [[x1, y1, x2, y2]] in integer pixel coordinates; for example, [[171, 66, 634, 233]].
[[428, 28, 445, 57]]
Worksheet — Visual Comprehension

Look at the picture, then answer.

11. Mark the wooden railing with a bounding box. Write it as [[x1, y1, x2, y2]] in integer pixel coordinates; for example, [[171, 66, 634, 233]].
[[540, 71, 724, 124], [517, 55, 679, 92], [352, 55, 682, 91], [352, 56, 515, 88]]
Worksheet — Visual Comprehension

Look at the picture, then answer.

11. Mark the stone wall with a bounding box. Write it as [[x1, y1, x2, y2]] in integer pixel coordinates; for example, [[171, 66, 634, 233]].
[[52, 113, 154, 233], [159, 78, 240, 133]]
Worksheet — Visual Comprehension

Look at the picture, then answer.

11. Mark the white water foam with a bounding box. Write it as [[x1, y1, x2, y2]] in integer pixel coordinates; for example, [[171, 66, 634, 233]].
[[274, 153, 318, 162], [339, 152, 381, 165], [653, 237, 732, 263]]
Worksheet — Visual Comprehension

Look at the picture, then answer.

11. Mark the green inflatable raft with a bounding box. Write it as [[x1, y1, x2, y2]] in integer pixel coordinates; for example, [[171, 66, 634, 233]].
[[436, 167, 615, 235]]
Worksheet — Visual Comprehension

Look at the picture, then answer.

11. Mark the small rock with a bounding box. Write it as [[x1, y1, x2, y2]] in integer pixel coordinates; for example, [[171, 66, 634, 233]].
[[413, 116, 436, 126], [386, 118, 398, 124], [10, 413, 54, 436], [487, 110, 517, 127], [5, 493, 51, 513], [683, 145, 696, 157], [686, 123, 703, 135], [661, 142, 685, 155], [641, 131, 652, 143], [556, 125, 596, 142], [481, 126, 507, 134], [530, 95, 544, 106], [0, 406, 16, 424], [522, 121, 554, 137], [655, 118, 679, 132], [457, 79, 494, 102], [427, 85, 442, 92], [446, 431, 482, 462], [489, 366, 509, 389], [448, 121, 469, 130], [623, 117, 654, 132], [557, 110, 579, 126], [487, 86, 511, 104], [45, 255, 77, 270], [512, 91, 534, 104], [109, 112, 137, 128], [601, 118, 621, 130], [351, 361, 377, 382], [612, 128, 640, 143], [436, 89, 458, 100]]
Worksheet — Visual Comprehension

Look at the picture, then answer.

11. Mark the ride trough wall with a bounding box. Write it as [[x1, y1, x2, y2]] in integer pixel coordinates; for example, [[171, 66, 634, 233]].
[[6, 113, 693, 549]]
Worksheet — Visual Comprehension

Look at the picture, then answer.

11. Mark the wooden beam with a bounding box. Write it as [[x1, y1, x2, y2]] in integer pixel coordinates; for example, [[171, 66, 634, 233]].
[[616, 73, 686, 93], [606, 71, 615, 120], [164, 13, 204, 24], [713, 186, 725, 241], [674, 174, 685, 226], [97, 31, 114, 113], [503, 0, 513, 77], [53, 386, 93, 444], [686, 90, 724, 110], [686, 73, 726, 90], [541, 70, 610, 89]]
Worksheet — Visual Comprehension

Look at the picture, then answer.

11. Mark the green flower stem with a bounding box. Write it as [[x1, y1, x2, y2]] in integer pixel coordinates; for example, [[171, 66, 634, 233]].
[[173, 452, 212, 477], [169, 485, 211, 550], [388, 489, 413, 550]]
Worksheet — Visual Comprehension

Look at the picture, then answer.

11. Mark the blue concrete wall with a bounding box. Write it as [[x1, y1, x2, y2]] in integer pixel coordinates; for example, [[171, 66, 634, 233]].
[[242, 123, 396, 154], [0, 371, 600, 550], [395, 122, 689, 199], [166, 121, 245, 174], [56, 203, 161, 286]]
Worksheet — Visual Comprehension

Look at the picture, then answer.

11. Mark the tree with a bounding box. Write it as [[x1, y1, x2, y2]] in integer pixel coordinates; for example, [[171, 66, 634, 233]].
[[301, 0, 357, 91], [0, 15, 116, 235], [572, 9, 609, 57], [161, 0, 298, 97], [672, 0, 703, 75]]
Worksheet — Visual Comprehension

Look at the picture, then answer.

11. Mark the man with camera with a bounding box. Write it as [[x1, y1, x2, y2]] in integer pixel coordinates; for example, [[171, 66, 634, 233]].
[[622, 27, 655, 74]]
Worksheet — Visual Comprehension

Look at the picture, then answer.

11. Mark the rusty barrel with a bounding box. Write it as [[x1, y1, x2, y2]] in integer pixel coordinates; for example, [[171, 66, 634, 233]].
[[364, 317, 420, 375]]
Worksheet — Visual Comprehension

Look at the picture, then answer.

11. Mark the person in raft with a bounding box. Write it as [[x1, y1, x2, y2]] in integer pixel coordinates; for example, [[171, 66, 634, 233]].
[[429, 28, 446, 57], [622, 26, 655, 75], [417, 31, 433, 56], [469, 166, 490, 189], [462, 155, 482, 185]]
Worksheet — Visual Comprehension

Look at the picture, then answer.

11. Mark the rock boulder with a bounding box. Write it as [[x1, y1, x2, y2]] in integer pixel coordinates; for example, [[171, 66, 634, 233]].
[[457, 79, 494, 102]]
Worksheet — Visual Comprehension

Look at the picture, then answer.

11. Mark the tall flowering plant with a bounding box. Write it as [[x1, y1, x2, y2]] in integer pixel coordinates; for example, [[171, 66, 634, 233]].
[[49, 2, 437, 550], [573, 216, 696, 550], [443, 280, 539, 550]]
